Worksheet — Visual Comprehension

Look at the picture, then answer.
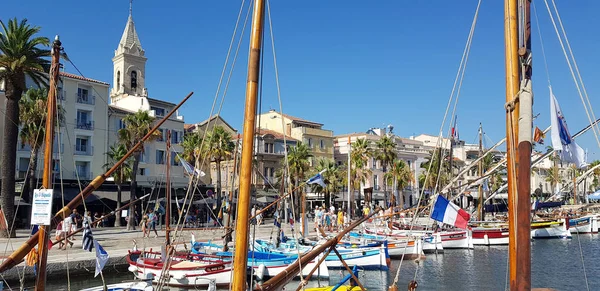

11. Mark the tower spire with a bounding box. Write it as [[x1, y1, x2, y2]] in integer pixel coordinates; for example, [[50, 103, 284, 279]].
[[129, 0, 133, 17]]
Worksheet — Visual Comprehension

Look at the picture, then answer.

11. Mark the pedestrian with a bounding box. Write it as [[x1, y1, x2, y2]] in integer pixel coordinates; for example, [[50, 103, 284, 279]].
[[93, 212, 101, 228], [147, 210, 158, 238], [55, 220, 73, 250], [141, 212, 149, 237]]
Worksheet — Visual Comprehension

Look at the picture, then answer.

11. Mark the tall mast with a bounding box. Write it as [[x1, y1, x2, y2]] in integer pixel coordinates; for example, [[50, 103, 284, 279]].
[[223, 134, 241, 251], [35, 36, 61, 290], [506, 0, 532, 289], [231, 0, 265, 289], [347, 136, 351, 217], [477, 123, 484, 221], [165, 130, 171, 246], [448, 129, 454, 200]]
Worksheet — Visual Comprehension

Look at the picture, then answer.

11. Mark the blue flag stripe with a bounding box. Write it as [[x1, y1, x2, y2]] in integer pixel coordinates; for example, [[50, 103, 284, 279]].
[[430, 195, 449, 223]]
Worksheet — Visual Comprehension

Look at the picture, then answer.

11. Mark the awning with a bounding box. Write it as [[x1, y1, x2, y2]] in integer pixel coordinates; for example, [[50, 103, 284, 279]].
[[15, 196, 30, 206], [257, 196, 275, 203]]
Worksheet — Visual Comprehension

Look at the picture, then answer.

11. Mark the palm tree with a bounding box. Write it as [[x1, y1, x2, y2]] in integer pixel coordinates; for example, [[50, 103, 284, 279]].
[[375, 136, 397, 206], [286, 142, 311, 217], [18, 88, 47, 203], [19, 88, 64, 203], [545, 167, 563, 193], [589, 160, 600, 191], [181, 130, 203, 164], [104, 144, 132, 227], [418, 148, 449, 192], [0, 18, 50, 238], [384, 159, 413, 206], [118, 110, 159, 230], [204, 126, 235, 209], [350, 138, 372, 213], [309, 158, 342, 208]]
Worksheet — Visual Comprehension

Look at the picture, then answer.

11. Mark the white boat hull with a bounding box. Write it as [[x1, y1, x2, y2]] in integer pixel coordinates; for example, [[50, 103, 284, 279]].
[[531, 226, 571, 239], [325, 247, 388, 270], [79, 281, 153, 291]]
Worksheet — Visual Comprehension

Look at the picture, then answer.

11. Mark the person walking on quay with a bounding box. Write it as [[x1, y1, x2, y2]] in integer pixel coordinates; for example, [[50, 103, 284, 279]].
[[93, 212, 101, 228], [337, 209, 344, 231], [55, 220, 73, 250], [147, 210, 158, 238], [141, 212, 149, 237]]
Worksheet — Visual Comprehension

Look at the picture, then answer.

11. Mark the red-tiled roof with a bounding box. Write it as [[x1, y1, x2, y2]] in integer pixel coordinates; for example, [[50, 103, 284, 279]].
[[257, 128, 298, 141], [279, 112, 323, 125], [60, 72, 109, 86], [184, 124, 195, 131]]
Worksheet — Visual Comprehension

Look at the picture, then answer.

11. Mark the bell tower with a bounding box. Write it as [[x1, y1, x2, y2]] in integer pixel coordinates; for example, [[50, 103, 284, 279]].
[[111, 0, 147, 101]]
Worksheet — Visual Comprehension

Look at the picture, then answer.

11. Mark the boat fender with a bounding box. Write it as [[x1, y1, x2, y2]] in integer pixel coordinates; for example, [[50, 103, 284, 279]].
[[128, 265, 138, 273], [408, 280, 418, 291], [172, 273, 186, 280], [256, 264, 266, 280]]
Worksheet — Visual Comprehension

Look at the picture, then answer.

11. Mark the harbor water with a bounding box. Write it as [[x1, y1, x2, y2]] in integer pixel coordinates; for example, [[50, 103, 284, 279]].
[[36, 235, 600, 290]]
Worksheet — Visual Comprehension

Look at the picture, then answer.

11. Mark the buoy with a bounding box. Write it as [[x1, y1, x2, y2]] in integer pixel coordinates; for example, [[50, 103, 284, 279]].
[[127, 265, 138, 273]]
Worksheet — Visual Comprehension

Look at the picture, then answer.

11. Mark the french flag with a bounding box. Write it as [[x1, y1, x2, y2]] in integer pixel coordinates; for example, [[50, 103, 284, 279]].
[[430, 195, 470, 229]]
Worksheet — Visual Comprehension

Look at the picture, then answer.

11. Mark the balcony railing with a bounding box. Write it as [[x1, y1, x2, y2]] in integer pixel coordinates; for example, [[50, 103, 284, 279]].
[[76, 94, 95, 105], [74, 145, 94, 156], [73, 171, 93, 180], [18, 143, 63, 153], [75, 119, 94, 130]]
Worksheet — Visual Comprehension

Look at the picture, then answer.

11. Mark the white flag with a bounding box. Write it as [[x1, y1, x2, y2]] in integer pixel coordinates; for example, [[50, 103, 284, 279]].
[[550, 89, 586, 168], [93, 240, 109, 277]]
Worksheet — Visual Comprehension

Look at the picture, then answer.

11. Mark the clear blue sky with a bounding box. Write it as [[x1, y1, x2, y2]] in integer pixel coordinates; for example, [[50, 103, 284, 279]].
[[4, 0, 600, 160]]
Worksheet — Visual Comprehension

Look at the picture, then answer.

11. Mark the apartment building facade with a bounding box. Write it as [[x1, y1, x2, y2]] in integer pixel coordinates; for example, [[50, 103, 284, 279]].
[[0, 72, 110, 182], [333, 128, 430, 208], [258, 109, 334, 166]]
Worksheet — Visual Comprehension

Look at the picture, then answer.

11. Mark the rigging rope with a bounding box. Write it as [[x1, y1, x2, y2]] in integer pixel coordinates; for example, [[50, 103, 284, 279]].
[[542, 0, 600, 149], [392, 0, 482, 285]]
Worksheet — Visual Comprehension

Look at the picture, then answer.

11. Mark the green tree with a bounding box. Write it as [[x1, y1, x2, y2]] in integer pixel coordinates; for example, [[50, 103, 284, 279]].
[[19, 88, 64, 203], [0, 18, 50, 237], [309, 158, 342, 208], [384, 159, 413, 206], [589, 160, 600, 191], [104, 144, 132, 227], [375, 135, 397, 206], [118, 110, 159, 230], [286, 142, 311, 217], [181, 130, 203, 164], [350, 138, 373, 213], [204, 126, 235, 209], [419, 148, 450, 192], [18, 88, 47, 203]]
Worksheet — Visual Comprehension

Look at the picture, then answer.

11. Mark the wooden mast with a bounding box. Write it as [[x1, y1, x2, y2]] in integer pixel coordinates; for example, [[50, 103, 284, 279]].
[[231, 0, 265, 289], [223, 134, 241, 251], [506, 0, 532, 289], [347, 136, 351, 217], [35, 35, 61, 291], [477, 123, 484, 221], [166, 130, 171, 246]]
